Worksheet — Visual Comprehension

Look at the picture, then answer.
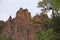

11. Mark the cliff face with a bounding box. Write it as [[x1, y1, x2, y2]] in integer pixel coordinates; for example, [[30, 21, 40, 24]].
[[0, 8, 44, 40], [0, 21, 4, 33]]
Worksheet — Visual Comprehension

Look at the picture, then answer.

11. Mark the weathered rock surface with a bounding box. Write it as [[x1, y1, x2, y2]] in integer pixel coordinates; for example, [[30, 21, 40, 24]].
[[0, 21, 4, 33], [0, 8, 44, 40]]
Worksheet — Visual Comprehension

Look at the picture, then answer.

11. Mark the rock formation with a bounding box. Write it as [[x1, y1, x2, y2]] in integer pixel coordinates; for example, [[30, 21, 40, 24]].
[[0, 8, 44, 40], [0, 21, 4, 33]]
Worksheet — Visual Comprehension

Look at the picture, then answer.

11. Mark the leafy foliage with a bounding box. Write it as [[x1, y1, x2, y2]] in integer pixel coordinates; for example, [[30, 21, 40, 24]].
[[38, 0, 60, 12], [36, 0, 60, 40], [50, 0, 60, 10], [36, 28, 60, 40], [0, 33, 9, 40], [38, 0, 47, 7], [52, 15, 60, 33]]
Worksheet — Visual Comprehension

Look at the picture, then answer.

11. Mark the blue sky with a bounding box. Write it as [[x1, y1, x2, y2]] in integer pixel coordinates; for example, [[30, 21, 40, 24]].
[[0, 0, 43, 21]]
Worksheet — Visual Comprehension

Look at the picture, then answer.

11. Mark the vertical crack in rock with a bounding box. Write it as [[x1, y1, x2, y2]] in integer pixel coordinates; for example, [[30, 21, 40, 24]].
[[26, 27, 30, 40], [19, 26, 23, 40], [8, 16, 14, 40]]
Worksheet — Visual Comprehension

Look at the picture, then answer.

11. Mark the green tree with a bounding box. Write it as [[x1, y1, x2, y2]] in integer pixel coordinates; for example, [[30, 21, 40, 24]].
[[38, 0, 60, 33], [50, 0, 60, 11], [38, 0, 60, 10], [52, 15, 60, 33], [36, 28, 60, 40], [38, 0, 60, 14], [36, 0, 60, 40]]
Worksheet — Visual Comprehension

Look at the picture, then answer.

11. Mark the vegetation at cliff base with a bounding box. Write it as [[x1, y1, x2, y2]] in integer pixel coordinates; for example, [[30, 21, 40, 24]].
[[36, 28, 60, 40], [0, 33, 9, 40]]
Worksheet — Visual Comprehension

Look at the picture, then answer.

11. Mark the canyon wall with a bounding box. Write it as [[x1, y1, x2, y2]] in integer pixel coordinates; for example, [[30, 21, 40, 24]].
[[0, 8, 45, 40]]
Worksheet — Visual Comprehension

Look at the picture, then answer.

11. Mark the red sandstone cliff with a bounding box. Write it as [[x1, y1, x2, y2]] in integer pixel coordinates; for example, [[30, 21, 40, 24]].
[[0, 8, 44, 40]]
